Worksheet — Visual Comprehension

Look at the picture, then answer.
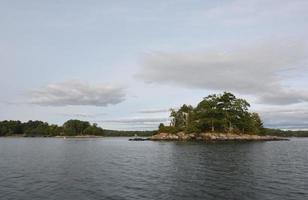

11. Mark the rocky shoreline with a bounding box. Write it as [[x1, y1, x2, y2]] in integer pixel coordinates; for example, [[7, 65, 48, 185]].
[[151, 132, 288, 141]]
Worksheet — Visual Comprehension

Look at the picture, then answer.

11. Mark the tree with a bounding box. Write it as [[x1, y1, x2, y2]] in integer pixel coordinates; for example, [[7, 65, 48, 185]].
[[216, 92, 250, 132], [0, 120, 23, 136], [158, 123, 165, 132], [170, 104, 194, 130], [160, 92, 264, 135], [63, 120, 90, 135], [83, 125, 104, 136], [196, 94, 222, 132], [249, 112, 264, 134], [0, 119, 105, 137]]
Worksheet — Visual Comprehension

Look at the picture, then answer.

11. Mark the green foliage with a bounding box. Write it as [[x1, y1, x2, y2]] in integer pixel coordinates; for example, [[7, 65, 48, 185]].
[[63, 119, 91, 135], [170, 104, 194, 132], [83, 124, 104, 136], [0, 120, 23, 136], [158, 123, 179, 134], [0, 120, 102, 136], [103, 129, 156, 137], [0, 119, 157, 137], [160, 92, 265, 135], [262, 128, 308, 137], [0, 120, 65, 137], [23, 120, 52, 136]]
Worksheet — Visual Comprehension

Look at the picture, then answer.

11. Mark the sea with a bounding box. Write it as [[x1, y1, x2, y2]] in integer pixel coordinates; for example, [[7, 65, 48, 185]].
[[0, 137, 307, 200]]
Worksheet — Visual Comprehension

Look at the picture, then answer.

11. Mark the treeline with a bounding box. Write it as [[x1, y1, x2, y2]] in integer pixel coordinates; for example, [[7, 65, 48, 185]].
[[0, 120, 104, 137], [262, 128, 308, 137], [104, 130, 156, 137], [0, 119, 155, 137], [159, 92, 264, 135]]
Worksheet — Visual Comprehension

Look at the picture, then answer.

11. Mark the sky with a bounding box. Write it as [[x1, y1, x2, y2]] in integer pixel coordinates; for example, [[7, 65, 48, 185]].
[[0, 0, 308, 130]]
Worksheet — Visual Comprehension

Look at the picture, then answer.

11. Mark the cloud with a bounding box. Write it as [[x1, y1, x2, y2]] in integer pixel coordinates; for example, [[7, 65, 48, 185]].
[[59, 113, 107, 118], [96, 116, 169, 131], [257, 105, 308, 129], [28, 80, 126, 106], [258, 90, 308, 105], [0, 100, 22, 106], [203, 0, 308, 27], [100, 117, 170, 124], [138, 108, 170, 114], [137, 40, 308, 105]]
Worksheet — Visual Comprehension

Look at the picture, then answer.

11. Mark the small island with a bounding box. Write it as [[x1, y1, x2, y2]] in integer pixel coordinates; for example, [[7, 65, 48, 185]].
[[151, 92, 288, 141]]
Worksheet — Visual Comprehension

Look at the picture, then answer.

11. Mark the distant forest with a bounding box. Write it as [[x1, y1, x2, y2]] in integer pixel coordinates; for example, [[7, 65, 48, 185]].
[[0, 119, 155, 137], [262, 128, 308, 137]]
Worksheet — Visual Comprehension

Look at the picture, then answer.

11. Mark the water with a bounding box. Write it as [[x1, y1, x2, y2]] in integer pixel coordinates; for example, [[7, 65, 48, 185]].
[[0, 138, 307, 200]]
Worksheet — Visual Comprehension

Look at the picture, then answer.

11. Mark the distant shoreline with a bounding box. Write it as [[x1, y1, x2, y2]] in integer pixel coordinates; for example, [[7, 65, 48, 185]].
[[0, 135, 145, 138], [1, 134, 307, 139]]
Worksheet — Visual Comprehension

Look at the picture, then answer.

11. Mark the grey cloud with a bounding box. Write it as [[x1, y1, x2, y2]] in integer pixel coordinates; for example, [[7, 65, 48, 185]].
[[122, 126, 159, 130], [204, 0, 308, 27], [138, 108, 171, 114], [0, 100, 21, 106], [137, 41, 308, 105], [258, 90, 308, 105], [258, 106, 308, 129], [100, 117, 170, 124], [29, 80, 126, 106], [102, 124, 160, 131], [59, 113, 107, 118]]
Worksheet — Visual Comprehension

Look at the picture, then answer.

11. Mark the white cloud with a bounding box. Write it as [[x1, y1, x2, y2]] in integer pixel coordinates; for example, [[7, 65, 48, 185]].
[[28, 80, 126, 107]]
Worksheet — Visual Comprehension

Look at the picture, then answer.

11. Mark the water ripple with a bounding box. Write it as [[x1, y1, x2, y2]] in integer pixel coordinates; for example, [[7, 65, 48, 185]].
[[0, 138, 307, 200]]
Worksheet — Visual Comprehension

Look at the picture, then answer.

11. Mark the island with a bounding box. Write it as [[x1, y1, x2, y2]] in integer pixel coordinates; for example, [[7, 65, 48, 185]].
[[151, 92, 290, 141]]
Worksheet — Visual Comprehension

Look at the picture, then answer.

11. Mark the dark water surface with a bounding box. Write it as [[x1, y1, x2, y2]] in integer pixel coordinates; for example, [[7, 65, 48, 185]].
[[0, 137, 307, 200]]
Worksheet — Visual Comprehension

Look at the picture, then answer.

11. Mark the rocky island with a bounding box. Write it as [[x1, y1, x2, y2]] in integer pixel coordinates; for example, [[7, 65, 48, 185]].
[[151, 92, 289, 142]]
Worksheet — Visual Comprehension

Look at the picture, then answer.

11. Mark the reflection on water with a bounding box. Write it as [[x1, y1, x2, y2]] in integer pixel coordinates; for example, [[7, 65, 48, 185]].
[[0, 138, 307, 200]]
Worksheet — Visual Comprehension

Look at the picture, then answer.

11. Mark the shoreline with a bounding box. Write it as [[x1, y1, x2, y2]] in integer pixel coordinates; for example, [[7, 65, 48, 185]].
[[0, 134, 295, 141], [0, 135, 105, 138], [150, 132, 289, 141], [54, 135, 104, 138]]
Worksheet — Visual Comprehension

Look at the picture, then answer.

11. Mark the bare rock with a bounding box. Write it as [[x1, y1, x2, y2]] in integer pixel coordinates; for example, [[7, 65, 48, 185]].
[[151, 132, 288, 141]]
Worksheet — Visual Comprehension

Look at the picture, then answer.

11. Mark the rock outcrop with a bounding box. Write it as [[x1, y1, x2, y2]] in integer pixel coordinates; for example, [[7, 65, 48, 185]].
[[151, 132, 288, 141]]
